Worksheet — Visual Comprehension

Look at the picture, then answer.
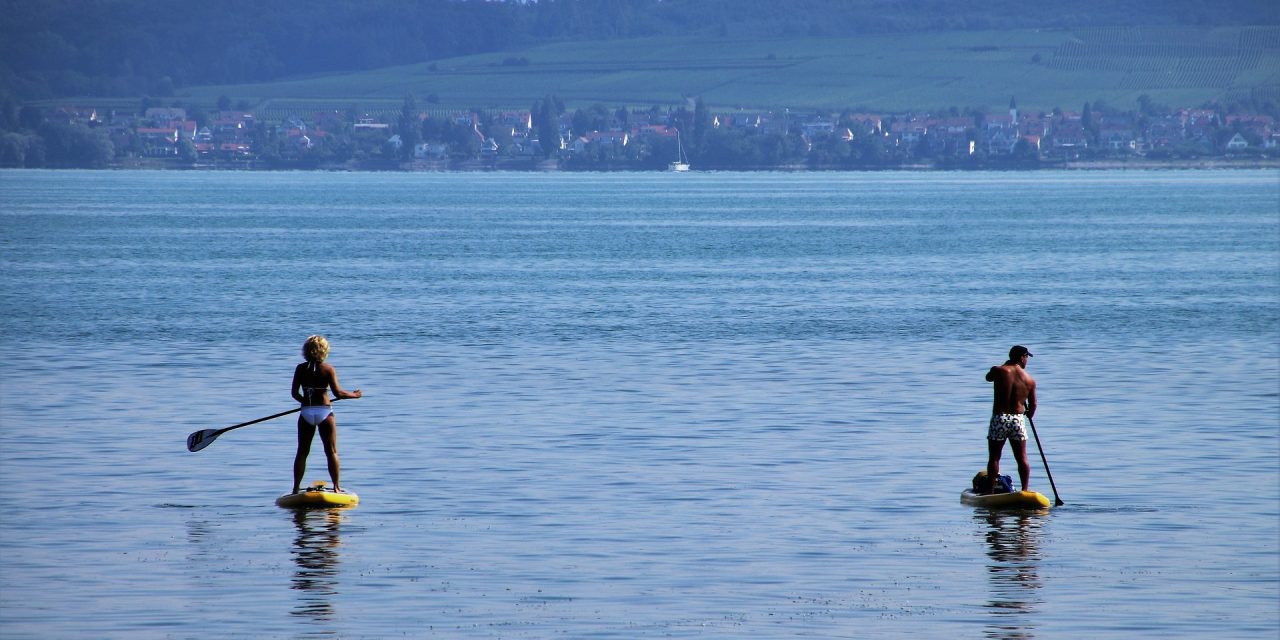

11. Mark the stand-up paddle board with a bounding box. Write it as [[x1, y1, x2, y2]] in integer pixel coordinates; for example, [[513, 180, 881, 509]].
[[962, 469, 1052, 509], [276, 480, 359, 509], [960, 488, 1052, 509]]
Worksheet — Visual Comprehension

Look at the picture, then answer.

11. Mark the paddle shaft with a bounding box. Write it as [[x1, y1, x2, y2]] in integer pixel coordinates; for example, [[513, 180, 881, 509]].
[[1026, 415, 1064, 506], [214, 406, 303, 437], [186, 399, 341, 452]]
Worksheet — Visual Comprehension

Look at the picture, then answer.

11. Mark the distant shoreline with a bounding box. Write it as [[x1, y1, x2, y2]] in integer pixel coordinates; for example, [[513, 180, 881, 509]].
[[94, 157, 1280, 172], [1057, 158, 1280, 170]]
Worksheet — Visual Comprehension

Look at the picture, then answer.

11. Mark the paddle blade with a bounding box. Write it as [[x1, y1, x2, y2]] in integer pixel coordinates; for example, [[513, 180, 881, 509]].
[[186, 429, 220, 452]]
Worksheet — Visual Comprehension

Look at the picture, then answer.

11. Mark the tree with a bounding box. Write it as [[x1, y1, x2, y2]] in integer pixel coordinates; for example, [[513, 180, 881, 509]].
[[19, 105, 45, 131], [587, 104, 612, 133], [38, 120, 113, 168], [178, 137, 197, 163], [571, 108, 591, 139], [1011, 137, 1040, 166], [0, 95, 20, 131], [1137, 94, 1169, 117], [0, 132, 31, 166], [692, 97, 712, 157], [670, 106, 692, 139], [398, 93, 421, 160], [853, 133, 888, 166], [532, 95, 562, 159], [154, 75, 174, 97], [1081, 101, 1098, 145], [808, 134, 852, 167], [188, 105, 209, 129]]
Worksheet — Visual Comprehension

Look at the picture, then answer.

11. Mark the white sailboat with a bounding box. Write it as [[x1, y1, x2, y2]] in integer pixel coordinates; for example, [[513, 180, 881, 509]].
[[668, 130, 690, 172]]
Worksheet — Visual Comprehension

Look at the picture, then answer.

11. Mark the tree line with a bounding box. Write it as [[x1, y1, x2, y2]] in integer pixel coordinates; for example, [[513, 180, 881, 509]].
[[3, 0, 1275, 100], [0, 97, 114, 168], [1, 89, 1274, 170]]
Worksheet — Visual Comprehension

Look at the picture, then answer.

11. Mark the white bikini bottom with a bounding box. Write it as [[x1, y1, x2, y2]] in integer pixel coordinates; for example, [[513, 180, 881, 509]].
[[300, 406, 333, 427]]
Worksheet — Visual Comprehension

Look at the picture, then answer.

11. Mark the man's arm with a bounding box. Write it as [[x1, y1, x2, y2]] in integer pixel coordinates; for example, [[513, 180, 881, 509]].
[[1025, 379, 1037, 417]]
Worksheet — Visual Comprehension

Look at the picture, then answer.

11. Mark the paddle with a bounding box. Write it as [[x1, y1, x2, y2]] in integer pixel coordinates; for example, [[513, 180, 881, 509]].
[[1026, 415, 1065, 506], [186, 401, 336, 452]]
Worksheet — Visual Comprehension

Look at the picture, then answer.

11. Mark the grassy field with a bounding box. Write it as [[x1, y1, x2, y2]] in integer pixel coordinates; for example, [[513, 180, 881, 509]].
[[164, 26, 1280, 115]]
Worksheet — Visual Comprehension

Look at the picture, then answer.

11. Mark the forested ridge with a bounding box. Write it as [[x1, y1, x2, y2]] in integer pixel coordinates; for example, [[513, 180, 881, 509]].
[[2, 0, 1276, 100]]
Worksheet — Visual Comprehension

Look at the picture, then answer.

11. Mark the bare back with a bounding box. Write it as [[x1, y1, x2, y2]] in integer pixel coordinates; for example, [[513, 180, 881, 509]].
[[986, 362, 1036, 416], [292, 361, 337, 407]]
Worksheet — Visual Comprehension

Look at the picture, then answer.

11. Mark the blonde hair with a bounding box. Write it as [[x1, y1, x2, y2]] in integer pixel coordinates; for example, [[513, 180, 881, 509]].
[[302, 335, 330, 363]]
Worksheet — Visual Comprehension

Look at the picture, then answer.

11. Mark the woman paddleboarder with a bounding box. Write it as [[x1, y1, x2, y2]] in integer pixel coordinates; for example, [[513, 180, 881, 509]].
[[290, 335, 361, 494]]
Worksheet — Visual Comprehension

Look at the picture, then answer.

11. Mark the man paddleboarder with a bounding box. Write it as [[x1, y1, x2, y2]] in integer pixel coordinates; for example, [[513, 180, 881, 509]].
[[984, 345, 1036, 493]]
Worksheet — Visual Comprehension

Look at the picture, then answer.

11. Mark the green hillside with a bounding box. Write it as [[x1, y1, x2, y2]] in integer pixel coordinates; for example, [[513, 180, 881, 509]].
[[176, 26, 1280, 115]]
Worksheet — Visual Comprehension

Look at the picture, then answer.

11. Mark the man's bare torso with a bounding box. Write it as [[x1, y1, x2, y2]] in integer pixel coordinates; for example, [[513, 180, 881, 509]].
[[987, 363, 1035, 415]]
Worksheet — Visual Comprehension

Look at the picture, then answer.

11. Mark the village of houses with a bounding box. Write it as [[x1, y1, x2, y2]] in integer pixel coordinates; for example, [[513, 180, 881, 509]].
[[60, 99, 1280, 170]]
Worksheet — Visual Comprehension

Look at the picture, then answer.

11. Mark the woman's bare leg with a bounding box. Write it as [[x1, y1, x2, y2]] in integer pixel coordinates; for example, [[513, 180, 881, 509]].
[[293, 417, 316, 493], [318, 415, 340, 492]]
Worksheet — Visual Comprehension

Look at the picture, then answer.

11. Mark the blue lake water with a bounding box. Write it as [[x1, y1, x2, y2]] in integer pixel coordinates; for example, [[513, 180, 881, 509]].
[[1, 169, 1277, 638]]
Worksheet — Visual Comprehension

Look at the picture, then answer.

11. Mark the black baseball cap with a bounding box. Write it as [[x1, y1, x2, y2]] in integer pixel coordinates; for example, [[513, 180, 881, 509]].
[[1009, 345, 1033, 359]]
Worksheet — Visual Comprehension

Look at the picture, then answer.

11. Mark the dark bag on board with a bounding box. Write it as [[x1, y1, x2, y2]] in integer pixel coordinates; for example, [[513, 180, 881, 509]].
[[972, 470, 1014, 494]]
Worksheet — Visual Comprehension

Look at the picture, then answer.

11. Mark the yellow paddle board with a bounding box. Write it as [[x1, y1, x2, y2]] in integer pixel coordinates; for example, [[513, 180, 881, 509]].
[[961, 488, 1051, 509], [276, 480, 359, 509]]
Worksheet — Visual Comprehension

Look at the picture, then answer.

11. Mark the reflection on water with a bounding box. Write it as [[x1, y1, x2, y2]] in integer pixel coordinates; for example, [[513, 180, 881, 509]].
[[978, 511, 1046, 639], [290, 509, 347, 624], [185, 519, 213, 558]]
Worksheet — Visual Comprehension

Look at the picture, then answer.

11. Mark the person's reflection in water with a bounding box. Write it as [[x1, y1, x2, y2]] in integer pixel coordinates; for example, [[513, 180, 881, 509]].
[[185, 519, 213, 559], [979, 511, 1044, 639], [291, 509, 346, 622]]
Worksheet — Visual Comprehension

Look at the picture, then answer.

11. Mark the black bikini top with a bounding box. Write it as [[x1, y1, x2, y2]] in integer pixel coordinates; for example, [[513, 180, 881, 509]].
[[301, 361, 328, 402]]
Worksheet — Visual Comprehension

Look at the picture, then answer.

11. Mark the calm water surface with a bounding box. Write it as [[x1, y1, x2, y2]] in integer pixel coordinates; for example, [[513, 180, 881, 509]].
[[1, 169, 1277, 638]]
